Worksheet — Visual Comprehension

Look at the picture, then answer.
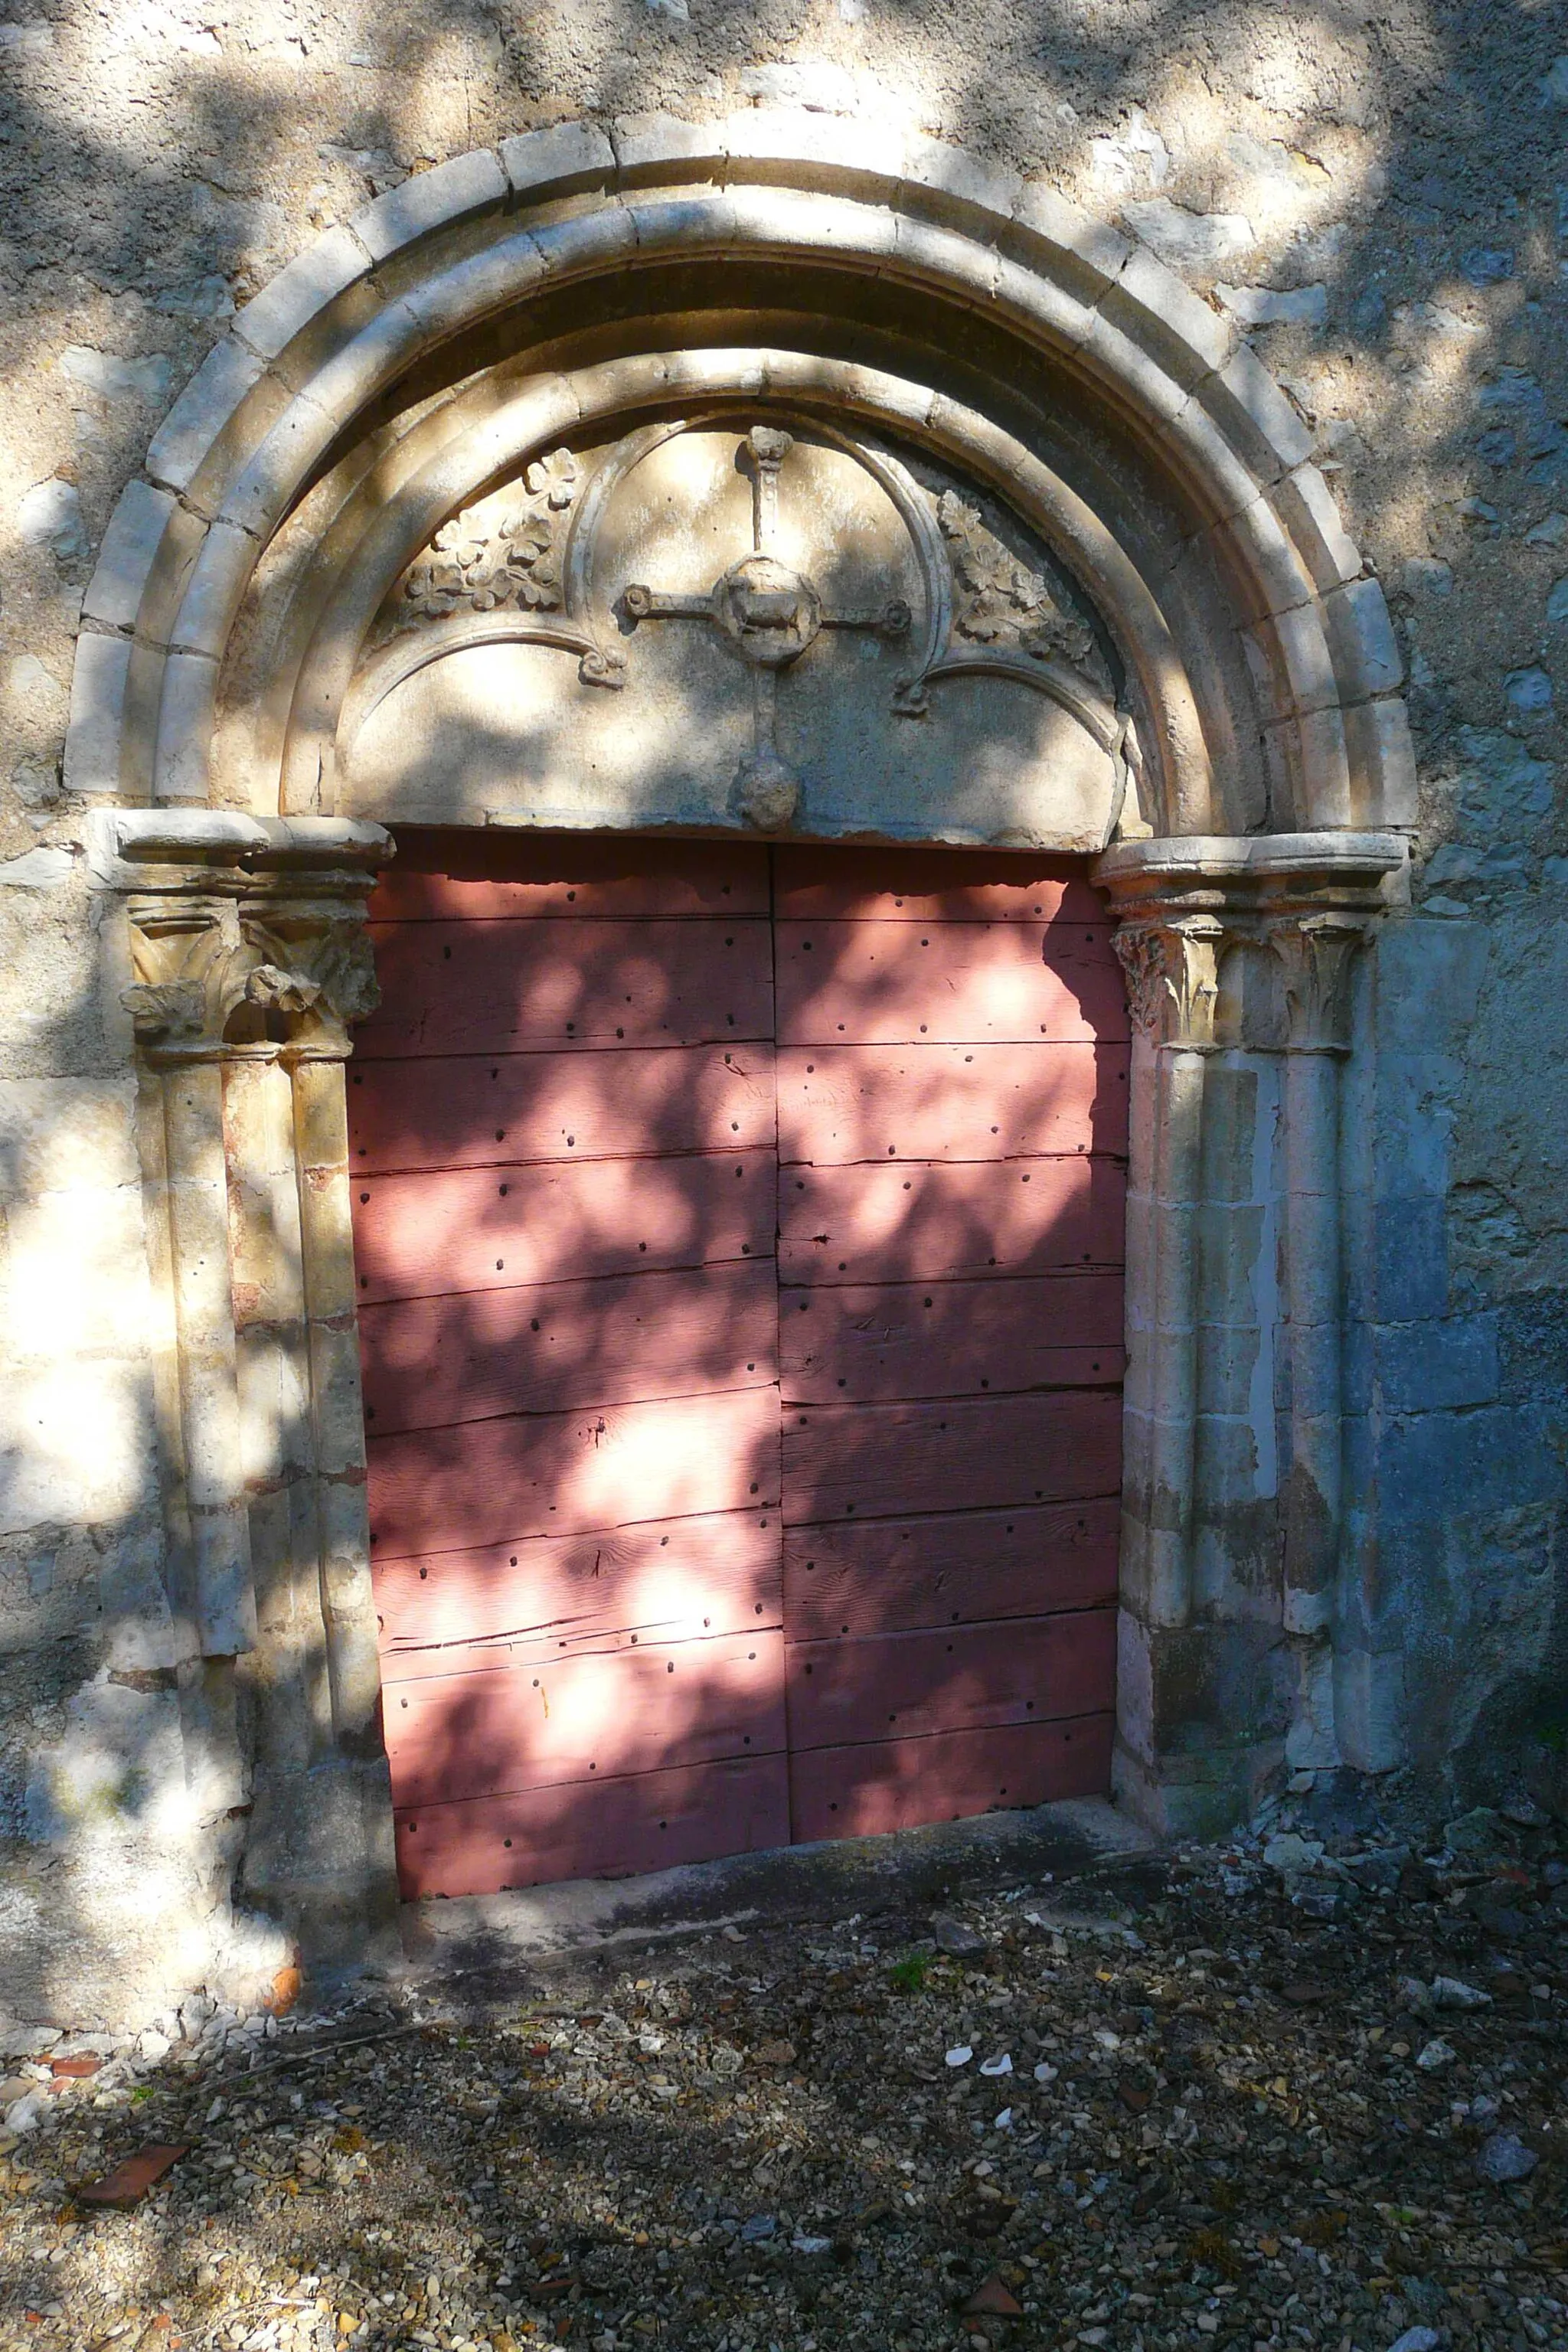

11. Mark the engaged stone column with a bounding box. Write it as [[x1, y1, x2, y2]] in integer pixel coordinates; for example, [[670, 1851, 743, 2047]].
[[1269, 914, 1369, 1765], [96, 812, 397, 1968], [1113, 916, 1225, 1635], [1094, 831, 1403, 1836]]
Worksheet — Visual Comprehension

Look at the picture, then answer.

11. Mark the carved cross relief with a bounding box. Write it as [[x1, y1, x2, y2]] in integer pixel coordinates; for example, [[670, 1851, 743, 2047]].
[[621, 426, 913, 828]]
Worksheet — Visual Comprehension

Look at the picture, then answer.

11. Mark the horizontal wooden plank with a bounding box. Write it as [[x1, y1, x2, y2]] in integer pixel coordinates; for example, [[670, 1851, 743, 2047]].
[[786, 1609, 1114, 1749], [362, 1260, 779, 1435], [780, 1272, 1124, 1403], [782, 1499, 1120, 1640], [377, 1508, 782, 1676], [348, 1043, 776, 1174], [373, 829, 770, 921], [394, 1753, 790, 1899], [384, 1628, 786, 1808], [781, 1389, 1122, 1524], [789, 1713, 1112, 1842], [369, 1383, 782, 1560], [778, 1156, 1125, 1285], [351, 1152, 776, 1305], [359, 917, 773, 1059], [776, 1043, 1128, 1165], [775, 920, 1125, 1046], [771, 845, 1105, 926]]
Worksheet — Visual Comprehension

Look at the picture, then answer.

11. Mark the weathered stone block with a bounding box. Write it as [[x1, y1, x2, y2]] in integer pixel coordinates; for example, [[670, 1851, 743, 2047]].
[[1376, 1314, 1501, 1413]]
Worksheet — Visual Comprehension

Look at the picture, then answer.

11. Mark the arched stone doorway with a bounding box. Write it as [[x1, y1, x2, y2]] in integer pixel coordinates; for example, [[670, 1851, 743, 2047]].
[[73, 115, 1411, 1959]]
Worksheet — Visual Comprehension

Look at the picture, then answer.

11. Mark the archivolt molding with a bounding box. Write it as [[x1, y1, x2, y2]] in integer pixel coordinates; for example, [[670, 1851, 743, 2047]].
[[67, 110, 1415, 847]]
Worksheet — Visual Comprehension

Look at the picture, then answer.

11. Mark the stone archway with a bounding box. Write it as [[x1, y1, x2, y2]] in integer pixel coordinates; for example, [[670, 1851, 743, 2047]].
[[74, 114, 1412, 1961]]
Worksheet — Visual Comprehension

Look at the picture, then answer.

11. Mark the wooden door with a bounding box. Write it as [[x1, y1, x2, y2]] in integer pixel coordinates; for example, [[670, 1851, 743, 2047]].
[[348, 832, 1125, 1900], [349, 833, 789, 1899], [773, 848, 1125, 1838]]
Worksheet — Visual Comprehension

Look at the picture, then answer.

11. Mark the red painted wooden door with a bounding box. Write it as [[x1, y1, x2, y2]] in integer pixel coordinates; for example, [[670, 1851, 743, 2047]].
[[349, 832, 1125, 1900]]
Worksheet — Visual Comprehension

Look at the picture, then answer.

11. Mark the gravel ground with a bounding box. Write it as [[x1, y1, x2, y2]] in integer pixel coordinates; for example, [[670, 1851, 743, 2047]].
[[0, 1778, 1564, 2352]]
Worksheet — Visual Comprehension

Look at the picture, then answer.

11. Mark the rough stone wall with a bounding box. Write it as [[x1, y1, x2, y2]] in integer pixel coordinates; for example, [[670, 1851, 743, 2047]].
[[2, 1, 1566, 2017]]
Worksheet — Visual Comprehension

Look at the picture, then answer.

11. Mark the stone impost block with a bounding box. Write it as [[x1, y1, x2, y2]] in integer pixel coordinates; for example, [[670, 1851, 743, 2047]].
[[81, 480, 204, 640], [63, 630, 135, 799], [1323, 577, 1403, 702], [231, 224, 374, 365], [500, 120, 616, 205], [144, 335, 273, 508], [350, 149, 509, 267]]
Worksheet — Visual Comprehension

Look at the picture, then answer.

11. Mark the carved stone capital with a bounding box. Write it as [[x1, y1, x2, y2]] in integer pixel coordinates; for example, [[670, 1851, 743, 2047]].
[[123, 895, 380, 1063], [1266, 913, 1370, 1054], [93, 812, 392, 1067], [1113, 916, 1227, 1049]]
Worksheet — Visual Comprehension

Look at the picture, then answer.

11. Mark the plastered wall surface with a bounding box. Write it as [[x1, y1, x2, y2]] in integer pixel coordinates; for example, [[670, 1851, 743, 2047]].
[[0, 0, 1566, 2022]]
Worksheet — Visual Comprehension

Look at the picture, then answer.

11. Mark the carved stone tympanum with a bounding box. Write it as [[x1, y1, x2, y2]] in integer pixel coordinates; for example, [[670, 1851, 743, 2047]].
[[341, 413, 1140, 850]]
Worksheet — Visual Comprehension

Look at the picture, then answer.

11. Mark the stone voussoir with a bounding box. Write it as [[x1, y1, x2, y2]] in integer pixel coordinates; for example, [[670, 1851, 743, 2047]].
[[230, 223, 377, 367], [499, 119, 617, 206], [348, 148, 510, 269], [80, 479, 204, 642]]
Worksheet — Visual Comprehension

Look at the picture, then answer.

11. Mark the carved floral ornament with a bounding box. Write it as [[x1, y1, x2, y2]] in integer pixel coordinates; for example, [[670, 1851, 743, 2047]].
[[360, 416, 1135, 831]]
